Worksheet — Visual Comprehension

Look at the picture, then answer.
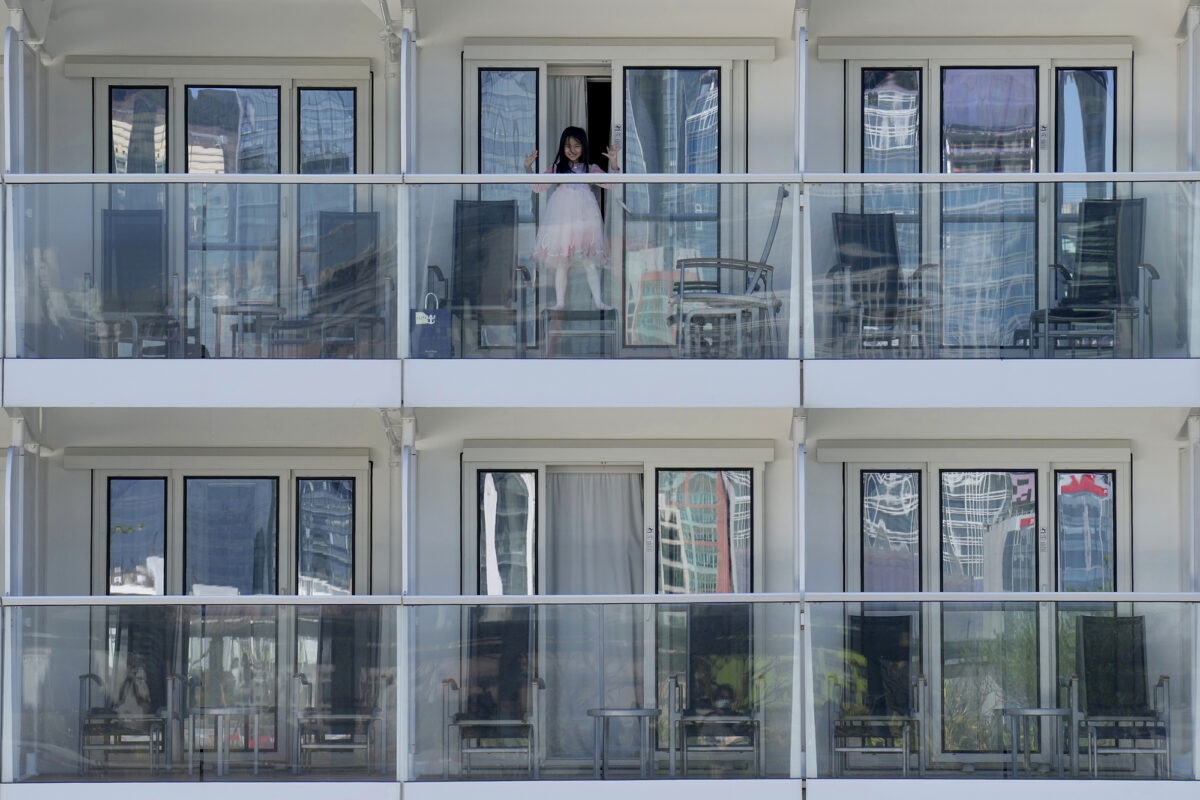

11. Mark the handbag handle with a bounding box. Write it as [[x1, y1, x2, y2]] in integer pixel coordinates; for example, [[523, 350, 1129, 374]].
[[423, 292, 439, 311]]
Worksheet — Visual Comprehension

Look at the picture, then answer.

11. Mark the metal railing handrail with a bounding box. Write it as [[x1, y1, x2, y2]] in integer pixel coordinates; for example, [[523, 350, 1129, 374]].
[[5, 590, 1200, 607], [3, 169, 1199, 185]]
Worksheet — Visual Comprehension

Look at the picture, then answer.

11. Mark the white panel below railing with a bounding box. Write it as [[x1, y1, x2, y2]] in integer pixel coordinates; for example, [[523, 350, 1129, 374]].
[[807, 780, 1197, 800], [407, 779, 803, 800], [1, 783, 400, 800], [403, 359, 802, 408], [2, 359, 403, 408], [803, 359, 1200, 408]]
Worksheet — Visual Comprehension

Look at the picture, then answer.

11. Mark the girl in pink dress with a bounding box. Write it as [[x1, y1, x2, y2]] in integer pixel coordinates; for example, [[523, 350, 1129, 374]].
[[525, 126, 620, 310]]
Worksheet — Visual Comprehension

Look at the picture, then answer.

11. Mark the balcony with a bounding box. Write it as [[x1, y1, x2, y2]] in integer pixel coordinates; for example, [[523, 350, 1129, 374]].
[[6, 172, 1200, 407], [6, 594, 1197, 788]]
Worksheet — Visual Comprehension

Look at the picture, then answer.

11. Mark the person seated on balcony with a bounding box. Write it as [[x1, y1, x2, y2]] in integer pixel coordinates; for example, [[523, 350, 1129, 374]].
[[115, 653, 153, 717]]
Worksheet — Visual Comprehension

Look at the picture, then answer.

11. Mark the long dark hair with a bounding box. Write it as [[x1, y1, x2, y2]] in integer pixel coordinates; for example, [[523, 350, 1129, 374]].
[[552, 126, 590, 173]]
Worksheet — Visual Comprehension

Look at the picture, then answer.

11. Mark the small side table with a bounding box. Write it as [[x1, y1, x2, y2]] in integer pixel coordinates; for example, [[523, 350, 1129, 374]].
[[587, 707, 661, 779], [1002, 707, 1070, 778]]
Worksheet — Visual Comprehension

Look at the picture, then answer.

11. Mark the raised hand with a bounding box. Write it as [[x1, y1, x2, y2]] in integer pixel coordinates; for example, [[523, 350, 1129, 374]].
[[604, 145, 620, 167], [524, 149, 538, 172]]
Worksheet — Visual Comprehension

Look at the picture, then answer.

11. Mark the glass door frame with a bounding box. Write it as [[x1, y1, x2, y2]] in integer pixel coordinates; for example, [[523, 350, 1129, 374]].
[[842, 448, 1130, 768], [845, 54, 1132, 350]]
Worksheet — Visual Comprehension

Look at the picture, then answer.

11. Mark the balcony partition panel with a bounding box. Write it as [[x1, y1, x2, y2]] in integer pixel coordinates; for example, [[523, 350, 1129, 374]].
[[407, 177, 798, 359], [805, 176, 1193, 359], [6, 178, 397, 359]]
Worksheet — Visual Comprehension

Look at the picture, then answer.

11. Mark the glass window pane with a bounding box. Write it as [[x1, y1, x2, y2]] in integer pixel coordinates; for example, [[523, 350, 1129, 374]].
[[108, 477, 167, 595], [298, 89, 358, 296], [657, 469, 751, 593], [624, 65, 721, 264], [941, 470, 1037, 591], [1056, 471, 1115, 591], [185, 477, 278, 595], [186, 87, 282, 351], [297, 477, 355, 596], [862, 69, 921, 274], [941, 68, 1038, 349], [861, 470, 920, 591], [299, 88, 356, 174], [110, 86, 167, 174], [478, 470, 537, 595], [1055, 68, 1116, 269], [480, 69, 538, 217]]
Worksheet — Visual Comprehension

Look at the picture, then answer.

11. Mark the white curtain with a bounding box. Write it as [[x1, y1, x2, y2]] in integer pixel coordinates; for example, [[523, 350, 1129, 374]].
[[548, 76, 588, 148], [544, 472, 643, 761]]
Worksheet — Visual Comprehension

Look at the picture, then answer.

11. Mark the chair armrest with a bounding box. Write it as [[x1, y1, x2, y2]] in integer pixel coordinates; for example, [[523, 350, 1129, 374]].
[[514, 265, 532, 282], [1049, 263, 1073, 283], [1138, 262, 1160, 281]]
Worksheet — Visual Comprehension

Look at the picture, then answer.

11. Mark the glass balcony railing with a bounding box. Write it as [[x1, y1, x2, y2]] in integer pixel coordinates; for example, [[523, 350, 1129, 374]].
[[7, 180, 398, 358], [9, 602, 399, 782], [6, 172, 1200, 361], [406, 178, 800, 359], [808, 598, 1195, 780], [805, 176, 1194, 359], [7, 595, 1198, 783]]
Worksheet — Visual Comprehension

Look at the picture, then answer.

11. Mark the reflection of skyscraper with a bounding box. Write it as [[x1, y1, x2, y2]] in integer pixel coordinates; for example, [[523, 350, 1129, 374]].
[[942, 471, 1036, 591], [480, 472, 536, 594], [298, 478, 355, 596], [1058, 472, 1114, 591], [658, 469, 751, 593]]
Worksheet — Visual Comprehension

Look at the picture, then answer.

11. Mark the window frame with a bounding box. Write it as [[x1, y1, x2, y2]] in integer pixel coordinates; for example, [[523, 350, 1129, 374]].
[[844, 51, 1133, 327], [89, 456, 370, 596]]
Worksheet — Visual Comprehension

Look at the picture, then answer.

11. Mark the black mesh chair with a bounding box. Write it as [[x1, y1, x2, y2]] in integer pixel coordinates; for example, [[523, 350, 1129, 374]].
[[442, 606, 544, 778], [292, 606, 390, 774], [666, 603, 763, 777], [444, 200, 533, 355], [830, 614, 925, 777], [1069, 615, 1170, 777], [1027, 199, 1158, 357], [78, 606, 182, 774], [826, 213, 938, 357], [94, 209, 178, 357]]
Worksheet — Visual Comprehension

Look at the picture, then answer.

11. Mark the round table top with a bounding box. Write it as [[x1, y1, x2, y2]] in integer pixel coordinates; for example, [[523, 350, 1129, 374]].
[[587, 707, 661, 718]]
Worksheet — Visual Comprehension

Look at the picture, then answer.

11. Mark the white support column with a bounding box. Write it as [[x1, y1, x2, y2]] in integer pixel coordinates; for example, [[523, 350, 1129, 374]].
[[791, 413, 815, 779], [793, 5, 808, 173], [1187, 6, 1200, 355], [5, 415, 25, 597], [382, 408, 416, 782]]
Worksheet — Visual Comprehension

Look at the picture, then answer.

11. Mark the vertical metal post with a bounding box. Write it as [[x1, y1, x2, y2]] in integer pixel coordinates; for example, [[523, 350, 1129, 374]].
[[1189, 6, 1200, 356], [395, 415, 415, 784], [1188, 416, 1200, 781], [791, 414, 813, 778], [793, 6, 808, 173]]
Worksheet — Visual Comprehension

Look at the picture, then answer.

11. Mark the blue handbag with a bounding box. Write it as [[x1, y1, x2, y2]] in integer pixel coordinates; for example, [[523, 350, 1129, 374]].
[[412, 292, 452, 358]]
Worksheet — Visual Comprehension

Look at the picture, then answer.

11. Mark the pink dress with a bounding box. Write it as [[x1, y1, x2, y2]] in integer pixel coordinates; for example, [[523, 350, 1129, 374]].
[[532, 163, 609, 267]]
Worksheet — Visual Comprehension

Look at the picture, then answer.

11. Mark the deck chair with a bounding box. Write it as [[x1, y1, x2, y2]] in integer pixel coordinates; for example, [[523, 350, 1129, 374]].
[[302, 211, 384, 357], [446, 200, 533, 354], [670, 185, 789, 358], [1069, 615, 1170, 777], [292, 606, 391, 774], [826, 212, 938, 357], [78, 606, 181, 774], [442, 606, 545, 778], [94, 209, 177, 357], [830, 614, 925, 777], [1027, 199, 1158, 357], [667, 604, 763, 777]]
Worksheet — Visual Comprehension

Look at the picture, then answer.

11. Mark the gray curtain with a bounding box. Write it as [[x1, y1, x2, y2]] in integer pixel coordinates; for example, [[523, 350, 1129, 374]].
[[544, 472, 643, 760]]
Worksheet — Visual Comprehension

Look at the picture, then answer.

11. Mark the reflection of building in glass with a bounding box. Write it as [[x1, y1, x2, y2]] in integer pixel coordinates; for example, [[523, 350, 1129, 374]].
[[658, 469, 751, 593], [186, 479, 277, 595], [1057, 471, 1114, 591], [480, 70, 537, 216], [861, 471, 920, 591], [298, 478, 355, 596], [479, 471, 536, 595], [941, 471, 1036, 591]]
